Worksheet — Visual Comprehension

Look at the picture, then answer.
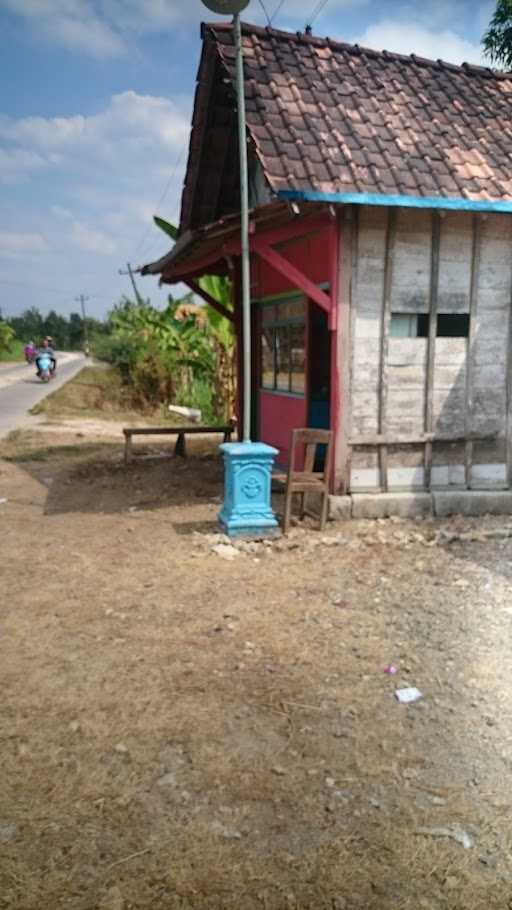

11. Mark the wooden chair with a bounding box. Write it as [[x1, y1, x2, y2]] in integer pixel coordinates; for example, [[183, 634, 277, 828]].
[[273, 428, 333, 534]]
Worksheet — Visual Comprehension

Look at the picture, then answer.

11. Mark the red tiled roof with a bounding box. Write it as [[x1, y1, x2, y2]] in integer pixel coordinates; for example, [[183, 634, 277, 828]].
[[205, 21, 512, 205]]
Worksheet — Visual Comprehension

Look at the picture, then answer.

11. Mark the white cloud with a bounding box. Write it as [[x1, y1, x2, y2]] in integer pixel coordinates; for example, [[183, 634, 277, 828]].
[[0, 89, 192, 315], [71, 221, 117, 255], [1, 0, 370, 57], [355, 21, 484, 66], [0, 90, 191, 183], [2, 0, 125, 58], [0, 147, 48, 184], [0, 231, 49, 253]]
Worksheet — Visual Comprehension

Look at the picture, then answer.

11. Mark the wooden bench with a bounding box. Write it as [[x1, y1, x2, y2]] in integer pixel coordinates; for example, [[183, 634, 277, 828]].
[[123, 420, 236, 464]]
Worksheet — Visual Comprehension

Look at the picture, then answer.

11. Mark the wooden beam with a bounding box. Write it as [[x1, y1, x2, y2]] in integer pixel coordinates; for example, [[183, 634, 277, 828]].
[[507, 232, 512, 489], [349, 431, 496, 446], [334, 209, 353, 493], [424, 211, 441, 490], [464, 214, 481, 489], [251, 239, 332, 314], [254, 213, 332, 249], [378, 208, 397, 492], [187, 280, 234, 322]]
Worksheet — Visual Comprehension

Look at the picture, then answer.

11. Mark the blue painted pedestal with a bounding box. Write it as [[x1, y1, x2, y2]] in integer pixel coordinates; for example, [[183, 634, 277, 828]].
[[218, 441, 280, 538]]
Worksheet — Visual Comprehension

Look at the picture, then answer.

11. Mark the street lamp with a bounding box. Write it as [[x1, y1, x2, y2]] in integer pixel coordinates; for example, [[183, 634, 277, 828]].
[[200, 0, 278, 537]]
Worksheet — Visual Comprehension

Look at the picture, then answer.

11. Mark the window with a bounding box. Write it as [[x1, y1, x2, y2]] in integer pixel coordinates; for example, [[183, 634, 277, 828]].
[[436, 314, 470, 337], [390, 314, 429, 337], [390, 313, 469, 339], [260, 297, 306, 394]]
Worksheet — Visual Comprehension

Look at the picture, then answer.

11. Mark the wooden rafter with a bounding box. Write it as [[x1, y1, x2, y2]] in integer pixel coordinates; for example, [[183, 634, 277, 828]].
[[186, 280, 234, 323]]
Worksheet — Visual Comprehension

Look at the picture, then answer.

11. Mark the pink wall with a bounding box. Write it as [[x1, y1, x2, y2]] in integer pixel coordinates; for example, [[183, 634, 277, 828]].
[[252, 226, 332, 299], [260, 391, 306, 468]]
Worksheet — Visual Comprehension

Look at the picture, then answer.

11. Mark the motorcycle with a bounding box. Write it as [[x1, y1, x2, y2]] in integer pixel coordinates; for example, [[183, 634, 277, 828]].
[[36, 353, 54, 382]]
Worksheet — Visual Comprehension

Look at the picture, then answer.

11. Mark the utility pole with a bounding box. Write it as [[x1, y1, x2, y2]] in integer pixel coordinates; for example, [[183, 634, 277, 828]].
[[76, 294, 90, 355], [119, 262, 143, 304]]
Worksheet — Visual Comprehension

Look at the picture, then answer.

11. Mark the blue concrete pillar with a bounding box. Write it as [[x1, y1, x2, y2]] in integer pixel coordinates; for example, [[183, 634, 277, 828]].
[[218, 441, 279, 538]]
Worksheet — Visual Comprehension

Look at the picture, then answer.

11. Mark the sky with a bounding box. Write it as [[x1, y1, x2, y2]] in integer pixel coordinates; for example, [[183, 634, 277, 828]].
[[0, 0, 495, 320]]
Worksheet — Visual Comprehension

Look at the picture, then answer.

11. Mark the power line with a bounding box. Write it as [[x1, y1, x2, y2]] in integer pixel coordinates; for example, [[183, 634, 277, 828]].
[[130, 141, 187, 262], [306, 0, 330, 29], [258, 0, 272, 25], [270, 0, 285, 25]]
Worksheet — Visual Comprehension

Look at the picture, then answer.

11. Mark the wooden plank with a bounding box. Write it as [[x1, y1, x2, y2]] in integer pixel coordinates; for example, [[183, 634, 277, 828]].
[[349, 431, 496, 446], [124, 433, 133, 465], [507, 238, 512, 489], [464, 214, 482, 489], [335, 207, 354, 493], [378, 208, 397, 491], [123, 425, 233, 437], [424, 211, 441, 490], [346, 207, 358, 494], [252, 240, 332, 314]]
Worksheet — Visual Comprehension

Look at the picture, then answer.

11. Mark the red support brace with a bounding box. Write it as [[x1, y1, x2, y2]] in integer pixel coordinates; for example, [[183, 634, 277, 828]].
[[251, 239, 332, 315]]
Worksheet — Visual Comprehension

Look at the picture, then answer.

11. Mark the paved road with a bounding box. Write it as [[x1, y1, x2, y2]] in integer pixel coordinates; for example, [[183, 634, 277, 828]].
[[0, 353, 85, 439]]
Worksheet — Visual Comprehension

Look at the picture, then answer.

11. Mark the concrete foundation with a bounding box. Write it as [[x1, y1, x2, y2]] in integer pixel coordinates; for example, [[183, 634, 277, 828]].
[[329, 490, 512, 521], [328, 495, 352, 521], [433, 490, 512, 517], [351, 492, 433, 520]]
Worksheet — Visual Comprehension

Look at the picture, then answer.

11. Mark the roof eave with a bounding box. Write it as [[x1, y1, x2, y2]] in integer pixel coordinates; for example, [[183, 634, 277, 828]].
[[277, 189, 512, 214]]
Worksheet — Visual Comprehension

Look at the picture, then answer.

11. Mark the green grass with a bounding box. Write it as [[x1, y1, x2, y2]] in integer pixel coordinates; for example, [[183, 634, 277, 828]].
[[0, 340, 25, 363]]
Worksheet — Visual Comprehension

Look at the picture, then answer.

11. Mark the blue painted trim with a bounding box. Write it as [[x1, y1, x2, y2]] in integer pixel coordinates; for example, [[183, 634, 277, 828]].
[[277, 189, 512, 214]]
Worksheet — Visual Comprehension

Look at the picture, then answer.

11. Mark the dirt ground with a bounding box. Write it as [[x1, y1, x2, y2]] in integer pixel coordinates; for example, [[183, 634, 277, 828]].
[[2, 427, 512, 910]]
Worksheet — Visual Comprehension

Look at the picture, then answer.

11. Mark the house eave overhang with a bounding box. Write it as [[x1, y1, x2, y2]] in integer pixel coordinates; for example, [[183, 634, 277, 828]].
[[277, 189, 512, 214], [140, 200, 330, 285]]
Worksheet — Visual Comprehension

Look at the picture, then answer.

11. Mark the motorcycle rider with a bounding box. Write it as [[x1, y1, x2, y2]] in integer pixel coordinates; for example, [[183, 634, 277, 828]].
[[35, 337, 57, 378], [24, 341, 36, 364]]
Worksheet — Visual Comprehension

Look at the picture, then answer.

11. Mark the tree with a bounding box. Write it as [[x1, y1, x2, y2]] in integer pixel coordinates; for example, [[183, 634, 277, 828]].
[[483, 0, 512, 69], [0, 320, 15, 353]]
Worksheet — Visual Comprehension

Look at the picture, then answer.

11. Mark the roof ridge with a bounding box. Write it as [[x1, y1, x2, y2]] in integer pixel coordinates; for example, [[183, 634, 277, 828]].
[[202, 19, 512, 82]]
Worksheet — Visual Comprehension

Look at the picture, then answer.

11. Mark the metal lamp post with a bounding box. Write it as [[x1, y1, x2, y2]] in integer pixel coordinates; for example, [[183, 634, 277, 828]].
[[200, 0, 278, 537]]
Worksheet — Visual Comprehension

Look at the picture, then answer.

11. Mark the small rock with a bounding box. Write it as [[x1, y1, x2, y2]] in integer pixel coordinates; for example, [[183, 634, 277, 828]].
[[395, 687, 423, 704], [0, 498, 7, 505], [479, 853, 498, 868], [272, 765, 286, 776], [325, 777, 335, 788], [157, 772, 177, 787], [0, 823, 16, 843], [210, 820, 242, 839], [114, 742, 129, 754], [444, 876, 458, 891], [69, 720, 80, 733], [212, 544, 240, 561], [415, 825, 473, 849]]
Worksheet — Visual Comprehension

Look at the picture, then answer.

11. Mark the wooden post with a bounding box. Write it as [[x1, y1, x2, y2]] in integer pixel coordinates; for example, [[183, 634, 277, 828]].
[[378, 208, 397, 492], [124, 432, 133, 465], [424, 211, 441, 490], [507, 236, 512, 490], [335, 207, 354, 493], [464, 214, 481, 489], [174, 433, 186, 457]]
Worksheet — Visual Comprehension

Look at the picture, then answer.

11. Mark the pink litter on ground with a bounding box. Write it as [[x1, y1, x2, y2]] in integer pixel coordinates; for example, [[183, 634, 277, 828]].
[[384, 665, 398, 675]]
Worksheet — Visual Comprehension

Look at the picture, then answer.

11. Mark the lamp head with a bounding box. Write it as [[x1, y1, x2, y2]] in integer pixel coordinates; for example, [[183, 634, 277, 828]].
[[200, 0, 250, 13]]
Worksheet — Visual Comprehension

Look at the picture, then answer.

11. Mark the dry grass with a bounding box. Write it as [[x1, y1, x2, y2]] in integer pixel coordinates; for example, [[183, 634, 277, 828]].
[[1, 429, 512, 909], [30, 366, 187, 426]]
